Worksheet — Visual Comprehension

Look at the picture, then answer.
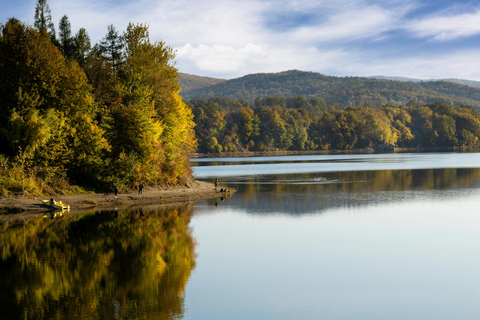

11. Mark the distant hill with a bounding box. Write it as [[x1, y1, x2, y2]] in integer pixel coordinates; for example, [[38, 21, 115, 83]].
[[179, 70, 480, 108], [179, 73, 226, 93], [370, 75, 480, 88]]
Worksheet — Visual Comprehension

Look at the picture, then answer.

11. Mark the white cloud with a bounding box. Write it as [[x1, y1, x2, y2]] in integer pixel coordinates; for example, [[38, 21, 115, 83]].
[[288, 5, 398, 42], [5, 0, 480, 80], [407, 8, 480, 40], [340, 50, 480, 81], [176, 43, 268, 73], [175, 41, 355, 78], [50, 0, 269, 46]]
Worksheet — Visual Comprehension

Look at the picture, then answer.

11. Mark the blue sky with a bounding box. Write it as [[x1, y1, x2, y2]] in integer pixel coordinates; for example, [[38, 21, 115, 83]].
[[2, 0, 480, 80]]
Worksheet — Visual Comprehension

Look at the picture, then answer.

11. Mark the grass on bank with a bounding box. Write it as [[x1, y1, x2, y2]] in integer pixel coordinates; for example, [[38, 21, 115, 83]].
[[0, 156, 91, 197]]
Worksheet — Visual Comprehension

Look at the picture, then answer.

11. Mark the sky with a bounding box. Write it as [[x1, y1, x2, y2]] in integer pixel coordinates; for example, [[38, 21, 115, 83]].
[[3, 0, 480, 80]]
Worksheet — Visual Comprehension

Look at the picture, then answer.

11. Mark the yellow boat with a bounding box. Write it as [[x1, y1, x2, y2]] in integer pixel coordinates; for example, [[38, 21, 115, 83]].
[[42, 199, 70, 211], [43, 211, 64, 219]]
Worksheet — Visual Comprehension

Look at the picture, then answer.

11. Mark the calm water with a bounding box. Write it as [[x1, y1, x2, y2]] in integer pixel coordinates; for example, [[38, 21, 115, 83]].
[[2, 152, 480, 319], [187, 152, 480, 319]]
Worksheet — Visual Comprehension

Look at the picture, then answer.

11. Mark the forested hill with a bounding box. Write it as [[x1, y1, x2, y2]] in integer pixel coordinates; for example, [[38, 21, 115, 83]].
[[370, 76, 480, 88], [179, 73, 226, 92], [179, 70, 480, 108]]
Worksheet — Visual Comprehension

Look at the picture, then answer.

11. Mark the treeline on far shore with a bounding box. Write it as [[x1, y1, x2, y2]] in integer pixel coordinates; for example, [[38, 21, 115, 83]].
[[188, 96, 480, 154]]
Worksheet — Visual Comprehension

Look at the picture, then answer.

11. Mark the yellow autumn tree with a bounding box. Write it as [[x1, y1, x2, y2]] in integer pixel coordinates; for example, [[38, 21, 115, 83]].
[[113, 23, 196, 185]]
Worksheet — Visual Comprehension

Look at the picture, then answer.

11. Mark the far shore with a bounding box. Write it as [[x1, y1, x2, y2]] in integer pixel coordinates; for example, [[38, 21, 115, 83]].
[[191, 146, 480, 158], [0, 180, 233, 215]]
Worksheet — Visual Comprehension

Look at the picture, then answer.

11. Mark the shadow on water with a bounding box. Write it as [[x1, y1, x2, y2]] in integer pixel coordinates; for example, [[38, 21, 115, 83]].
[[0, 203, 197, 320], [213, 168, 480, 215]]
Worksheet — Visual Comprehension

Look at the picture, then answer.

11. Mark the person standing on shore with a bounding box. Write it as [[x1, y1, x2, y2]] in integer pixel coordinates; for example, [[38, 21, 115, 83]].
[[114, 186, 118, 198], [139, 183, 143, 195], [215, 178, 219, 192]]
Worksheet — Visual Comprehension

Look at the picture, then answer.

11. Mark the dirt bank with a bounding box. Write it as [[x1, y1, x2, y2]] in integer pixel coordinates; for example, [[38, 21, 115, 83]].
[[0, 180, 233, 213]]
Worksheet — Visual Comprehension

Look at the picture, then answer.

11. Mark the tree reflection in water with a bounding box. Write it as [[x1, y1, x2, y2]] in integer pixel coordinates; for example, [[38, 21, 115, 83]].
[[0, 203, 197, 320], [227, 168, 480, 215]]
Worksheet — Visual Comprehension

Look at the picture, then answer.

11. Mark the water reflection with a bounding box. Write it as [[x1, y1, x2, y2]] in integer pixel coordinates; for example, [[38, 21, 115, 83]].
[[187, 156, 480, 320], [0, 204, 196, 320], [192, 152, 480, 177], [216, 168, 480, 215], [191, 153, 410, 166]]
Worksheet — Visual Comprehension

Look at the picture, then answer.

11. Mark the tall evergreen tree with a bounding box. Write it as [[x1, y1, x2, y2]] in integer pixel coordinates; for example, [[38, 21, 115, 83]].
[[58, 15, 74, 58], [73, 28, 91, 66], [34, 0, 55, 40], [100, 24, 123, 69]]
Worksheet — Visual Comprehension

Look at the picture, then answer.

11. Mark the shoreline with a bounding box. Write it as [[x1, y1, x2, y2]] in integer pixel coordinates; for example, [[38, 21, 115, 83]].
[[0, 180, 231, 214], [190, 146, 480, 158], [4, 147, 478, 215]]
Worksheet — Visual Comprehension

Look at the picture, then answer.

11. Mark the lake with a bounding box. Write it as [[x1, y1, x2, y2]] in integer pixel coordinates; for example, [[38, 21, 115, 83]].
[[2, 152, 480, 319], [187, 152, 480, 319]]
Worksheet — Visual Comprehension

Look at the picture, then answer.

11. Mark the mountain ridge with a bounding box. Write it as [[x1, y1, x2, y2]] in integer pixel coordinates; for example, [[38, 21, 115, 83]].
[[179, 70, 480, 108], [179, 73, 226, 92], [369, 75, 480, 88]]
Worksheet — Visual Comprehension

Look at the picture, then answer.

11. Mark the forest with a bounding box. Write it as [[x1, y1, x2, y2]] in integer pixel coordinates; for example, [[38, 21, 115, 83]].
[[180, 70, 480, 108], [188, 96, 480, 153], [0, 0, 196, 195]]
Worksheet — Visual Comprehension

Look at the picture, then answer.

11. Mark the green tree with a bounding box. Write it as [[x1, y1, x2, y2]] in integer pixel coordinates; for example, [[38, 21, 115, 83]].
[[256, 106, 288, 149], [0, 19, 64, 156], [265, 96, 287, 108], [288, 96, 310, 109], [58, 15, 74, 58], [455, 107, 480, 146], [310, 97, 327, 114], [82, 44, 116, 109], [310, 111, 357, 150], [34, 0, 55, 41], [193, 101, 226, 153], [236, 106, 260, 148], [0, 20, 108, 187], [409, 106, 434, 146], [73, 28, 91, 66], [100, 24, 123, 70], [432, 113, 457, 146]]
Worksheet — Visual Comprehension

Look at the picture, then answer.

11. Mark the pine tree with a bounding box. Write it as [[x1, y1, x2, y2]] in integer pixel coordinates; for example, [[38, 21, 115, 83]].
[[34, 0, 55, 41], [73, 28, 91, 66], [59, 15, 74, 58], [100, 24, 123, 70]]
